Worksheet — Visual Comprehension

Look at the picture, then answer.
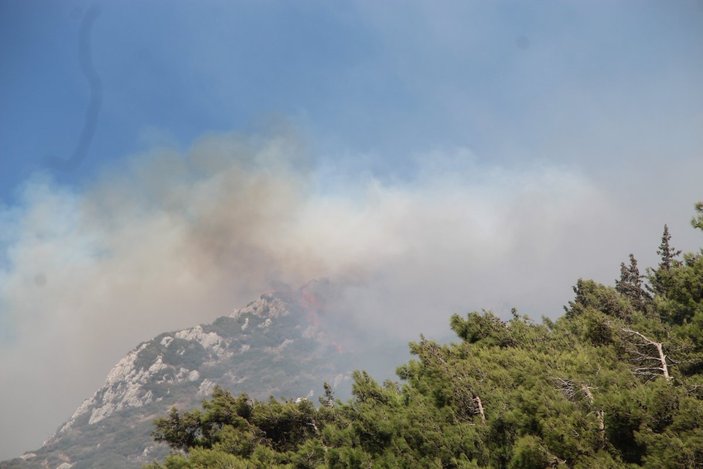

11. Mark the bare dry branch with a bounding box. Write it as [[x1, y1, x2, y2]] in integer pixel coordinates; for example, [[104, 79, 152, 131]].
[[473, 396, 486, 424], [622, 328, 671, 381]]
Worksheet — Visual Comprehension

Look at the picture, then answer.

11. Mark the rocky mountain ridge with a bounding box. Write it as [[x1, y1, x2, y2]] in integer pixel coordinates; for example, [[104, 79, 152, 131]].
[[2, 285, 367, 469]]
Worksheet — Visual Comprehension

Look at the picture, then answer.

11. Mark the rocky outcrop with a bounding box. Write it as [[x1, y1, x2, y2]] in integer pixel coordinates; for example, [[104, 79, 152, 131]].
[[2, 287, 358, 469]]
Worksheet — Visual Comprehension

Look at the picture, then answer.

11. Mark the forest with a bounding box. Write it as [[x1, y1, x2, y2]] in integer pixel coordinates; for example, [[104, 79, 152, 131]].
[[145, 203, 703, 468]]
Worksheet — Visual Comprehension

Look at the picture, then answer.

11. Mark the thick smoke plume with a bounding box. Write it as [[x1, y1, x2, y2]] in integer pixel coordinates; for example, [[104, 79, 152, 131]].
[[0, 131, 698, 457]]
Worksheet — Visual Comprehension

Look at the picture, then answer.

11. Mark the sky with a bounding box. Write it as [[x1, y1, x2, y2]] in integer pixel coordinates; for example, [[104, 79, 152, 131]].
[[1, 0, 702, 460]]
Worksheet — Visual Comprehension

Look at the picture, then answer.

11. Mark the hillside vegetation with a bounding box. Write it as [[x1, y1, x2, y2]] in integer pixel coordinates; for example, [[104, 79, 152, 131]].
[[146, 203, 703, 468]]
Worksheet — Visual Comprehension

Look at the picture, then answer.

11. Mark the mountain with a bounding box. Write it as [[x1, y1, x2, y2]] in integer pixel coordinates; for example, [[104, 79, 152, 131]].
[[1, 282, 397, 469]]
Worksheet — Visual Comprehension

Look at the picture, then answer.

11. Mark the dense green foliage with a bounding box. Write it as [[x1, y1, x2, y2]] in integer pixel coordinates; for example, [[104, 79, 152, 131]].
[[146, 205, 703, 468]]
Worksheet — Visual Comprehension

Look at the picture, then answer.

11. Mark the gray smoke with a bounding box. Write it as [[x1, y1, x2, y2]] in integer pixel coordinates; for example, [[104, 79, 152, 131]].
[[0, 130, 700, 459]]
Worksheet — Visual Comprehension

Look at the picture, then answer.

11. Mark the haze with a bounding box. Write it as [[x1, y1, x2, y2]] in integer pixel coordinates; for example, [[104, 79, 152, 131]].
[[1, 0, 701, 460]]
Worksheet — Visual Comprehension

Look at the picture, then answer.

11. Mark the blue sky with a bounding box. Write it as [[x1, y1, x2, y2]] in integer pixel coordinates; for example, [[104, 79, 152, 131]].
[[1, 0, 702, 459], [3, 1, 701, 195]]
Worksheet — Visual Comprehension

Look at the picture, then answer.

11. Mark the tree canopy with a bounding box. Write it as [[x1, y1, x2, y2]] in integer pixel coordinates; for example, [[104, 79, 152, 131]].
[[146, 203, 703, 469]]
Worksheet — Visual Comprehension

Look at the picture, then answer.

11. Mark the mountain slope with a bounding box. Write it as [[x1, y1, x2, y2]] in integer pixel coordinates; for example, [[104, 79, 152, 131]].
[[2, 285, 367, 469]]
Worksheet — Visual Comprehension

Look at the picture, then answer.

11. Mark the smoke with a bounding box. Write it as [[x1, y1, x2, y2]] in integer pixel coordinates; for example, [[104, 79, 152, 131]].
[[0, 130, 698, 458]]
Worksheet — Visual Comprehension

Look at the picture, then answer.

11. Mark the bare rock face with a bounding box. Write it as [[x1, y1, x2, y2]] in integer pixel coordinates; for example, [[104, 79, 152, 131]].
[[1, 285, 366, 469]]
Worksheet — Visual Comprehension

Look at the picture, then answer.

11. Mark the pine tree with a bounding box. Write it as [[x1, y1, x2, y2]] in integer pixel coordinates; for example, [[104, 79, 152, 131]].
[[692, 201, 703, 231], [657, 225, 681, 271], [648, 225, 682, 297], [616, 254, 651, 311]]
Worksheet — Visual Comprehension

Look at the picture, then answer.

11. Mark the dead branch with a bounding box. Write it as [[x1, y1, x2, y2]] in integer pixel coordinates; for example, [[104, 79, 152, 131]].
[[622, 328, 672, 381], [552, 377, 605, 445], [473, 396, 486, 424]]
